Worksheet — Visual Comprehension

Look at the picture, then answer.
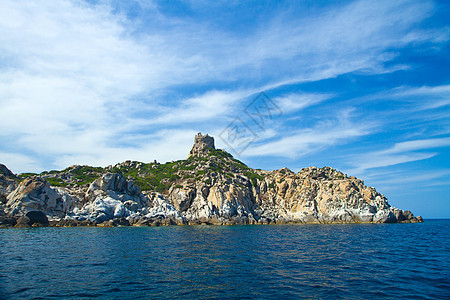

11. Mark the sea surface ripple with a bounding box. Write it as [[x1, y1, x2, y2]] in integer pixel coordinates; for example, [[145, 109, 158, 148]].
[[0, 220, 449, 299]]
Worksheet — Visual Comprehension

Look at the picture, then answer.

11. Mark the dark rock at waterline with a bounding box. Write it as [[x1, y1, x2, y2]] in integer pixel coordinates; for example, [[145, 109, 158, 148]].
[[26, 211, 49, 226], [0, 216, 17, 227]]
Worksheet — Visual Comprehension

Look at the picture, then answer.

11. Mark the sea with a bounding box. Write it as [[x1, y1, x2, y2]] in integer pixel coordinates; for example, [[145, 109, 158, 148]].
[[0, 220, 449, 299]]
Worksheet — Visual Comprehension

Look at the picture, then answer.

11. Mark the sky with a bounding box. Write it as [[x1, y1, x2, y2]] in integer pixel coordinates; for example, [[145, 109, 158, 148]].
[[0, 0, 449, 218]]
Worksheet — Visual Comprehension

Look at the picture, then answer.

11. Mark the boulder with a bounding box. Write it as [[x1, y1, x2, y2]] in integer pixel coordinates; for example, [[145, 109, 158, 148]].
[[5, 177, 78, 218], [26, 211, 49, 226]]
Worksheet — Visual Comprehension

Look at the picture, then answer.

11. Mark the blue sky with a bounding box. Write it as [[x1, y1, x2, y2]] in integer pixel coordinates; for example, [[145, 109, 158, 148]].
[[0, 0, 449, 218]]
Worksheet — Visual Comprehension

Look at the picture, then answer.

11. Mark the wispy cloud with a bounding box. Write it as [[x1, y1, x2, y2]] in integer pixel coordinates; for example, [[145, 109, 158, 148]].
[[147, 90, 249, 125], [274, 93, 333, 114], [364, 169, 450, 187], [389, 85, 450, 109], [243, 109, 375, 158], [348, 137, 450, 174]]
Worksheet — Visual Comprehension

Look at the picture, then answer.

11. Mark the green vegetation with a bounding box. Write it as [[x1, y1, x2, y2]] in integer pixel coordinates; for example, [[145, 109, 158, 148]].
[[231, 158, 249, 171], [59, 166, 105, 186], [18, 173, 38, 178], [225, 172, 234, 179], [48, 170, 62, 174], [195, 170, 206, 177], [110, 160, 184, 193], [75, 176, 98, 186], [47, 177, 68, 187], [207, 148, 233, 160], [243, 171, 264, 187], [181, 164, 196, 171], [209, 164, 224, 174], [268, 182, 275, 189], [235, 182, 246, 189], [70, 166, 104, 175]]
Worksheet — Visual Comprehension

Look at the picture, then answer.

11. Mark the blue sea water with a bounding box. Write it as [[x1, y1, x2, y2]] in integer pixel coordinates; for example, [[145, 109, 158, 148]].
[[0, 220, 449, 299]]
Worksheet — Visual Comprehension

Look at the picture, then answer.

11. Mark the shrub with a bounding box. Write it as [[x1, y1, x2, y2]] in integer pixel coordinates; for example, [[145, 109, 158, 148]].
[[243, 171, 264, 187]]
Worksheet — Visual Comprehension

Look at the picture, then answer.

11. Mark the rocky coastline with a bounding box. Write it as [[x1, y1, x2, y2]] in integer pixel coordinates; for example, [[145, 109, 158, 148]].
[[0, 133, 423, 228]]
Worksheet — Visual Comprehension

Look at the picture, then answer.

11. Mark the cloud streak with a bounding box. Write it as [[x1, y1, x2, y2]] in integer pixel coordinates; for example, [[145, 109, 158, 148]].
[[243, 109, 375, 158], [348, 137, 450, 174]]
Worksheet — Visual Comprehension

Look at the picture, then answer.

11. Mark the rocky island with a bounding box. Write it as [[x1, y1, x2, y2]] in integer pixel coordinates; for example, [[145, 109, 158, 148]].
[[0, 133, 422, 227]]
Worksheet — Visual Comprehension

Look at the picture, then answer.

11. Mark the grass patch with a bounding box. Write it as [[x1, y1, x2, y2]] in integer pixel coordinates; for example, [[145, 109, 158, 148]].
[[47, 177, 68, 187], [207, 148, 233, 160]]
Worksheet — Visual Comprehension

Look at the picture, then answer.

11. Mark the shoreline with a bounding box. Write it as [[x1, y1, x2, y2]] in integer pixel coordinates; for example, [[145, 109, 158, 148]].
[[0, 218, 423, 228]]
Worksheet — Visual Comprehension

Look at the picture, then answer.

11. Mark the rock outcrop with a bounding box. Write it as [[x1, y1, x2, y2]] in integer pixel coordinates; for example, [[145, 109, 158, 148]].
[[5, 177, 79, 219], [0, 133, 423, 227]]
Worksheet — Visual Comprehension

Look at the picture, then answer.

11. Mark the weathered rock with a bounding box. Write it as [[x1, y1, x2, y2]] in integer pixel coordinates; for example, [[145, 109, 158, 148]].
[[14, 216, 31, 228], [0, 164, 16, 178], [87, 173, 141, 198], [169, 187, 195, 212], [5, 177, 80, 219], [0, 170, 18, 203]]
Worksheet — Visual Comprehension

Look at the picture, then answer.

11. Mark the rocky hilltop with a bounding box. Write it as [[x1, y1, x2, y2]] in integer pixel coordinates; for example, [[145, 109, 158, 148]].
[[0, 133, 422, 227]]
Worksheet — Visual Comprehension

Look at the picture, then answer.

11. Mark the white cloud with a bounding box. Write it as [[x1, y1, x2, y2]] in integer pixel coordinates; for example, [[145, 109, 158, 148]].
[[243, 109, 375, 158], [274, 93, 332, 114], [390, 85, 450, 109], [348, 137, 450, 174], [147, 89, 249, 125], [49, 128, 198, 168], [239, 0, 442, 83], [365, 169, 450, 187], [382, 138, 450, 154]]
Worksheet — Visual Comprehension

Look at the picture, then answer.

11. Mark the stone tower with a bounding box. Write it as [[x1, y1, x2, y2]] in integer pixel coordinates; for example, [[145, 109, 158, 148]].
[[189, 132, 215, 157]]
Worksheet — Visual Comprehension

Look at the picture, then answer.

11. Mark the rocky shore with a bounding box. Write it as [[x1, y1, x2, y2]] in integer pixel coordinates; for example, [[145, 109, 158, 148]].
[[0, 133, 423, 228]]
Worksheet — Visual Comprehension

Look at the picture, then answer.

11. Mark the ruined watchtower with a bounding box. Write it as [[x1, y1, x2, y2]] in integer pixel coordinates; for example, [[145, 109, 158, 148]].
[[188, 132, 215, 157]]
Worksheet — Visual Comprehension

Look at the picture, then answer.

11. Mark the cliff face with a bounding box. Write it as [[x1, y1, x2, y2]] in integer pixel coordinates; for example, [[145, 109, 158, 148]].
[[0, 134, 422, 227]]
